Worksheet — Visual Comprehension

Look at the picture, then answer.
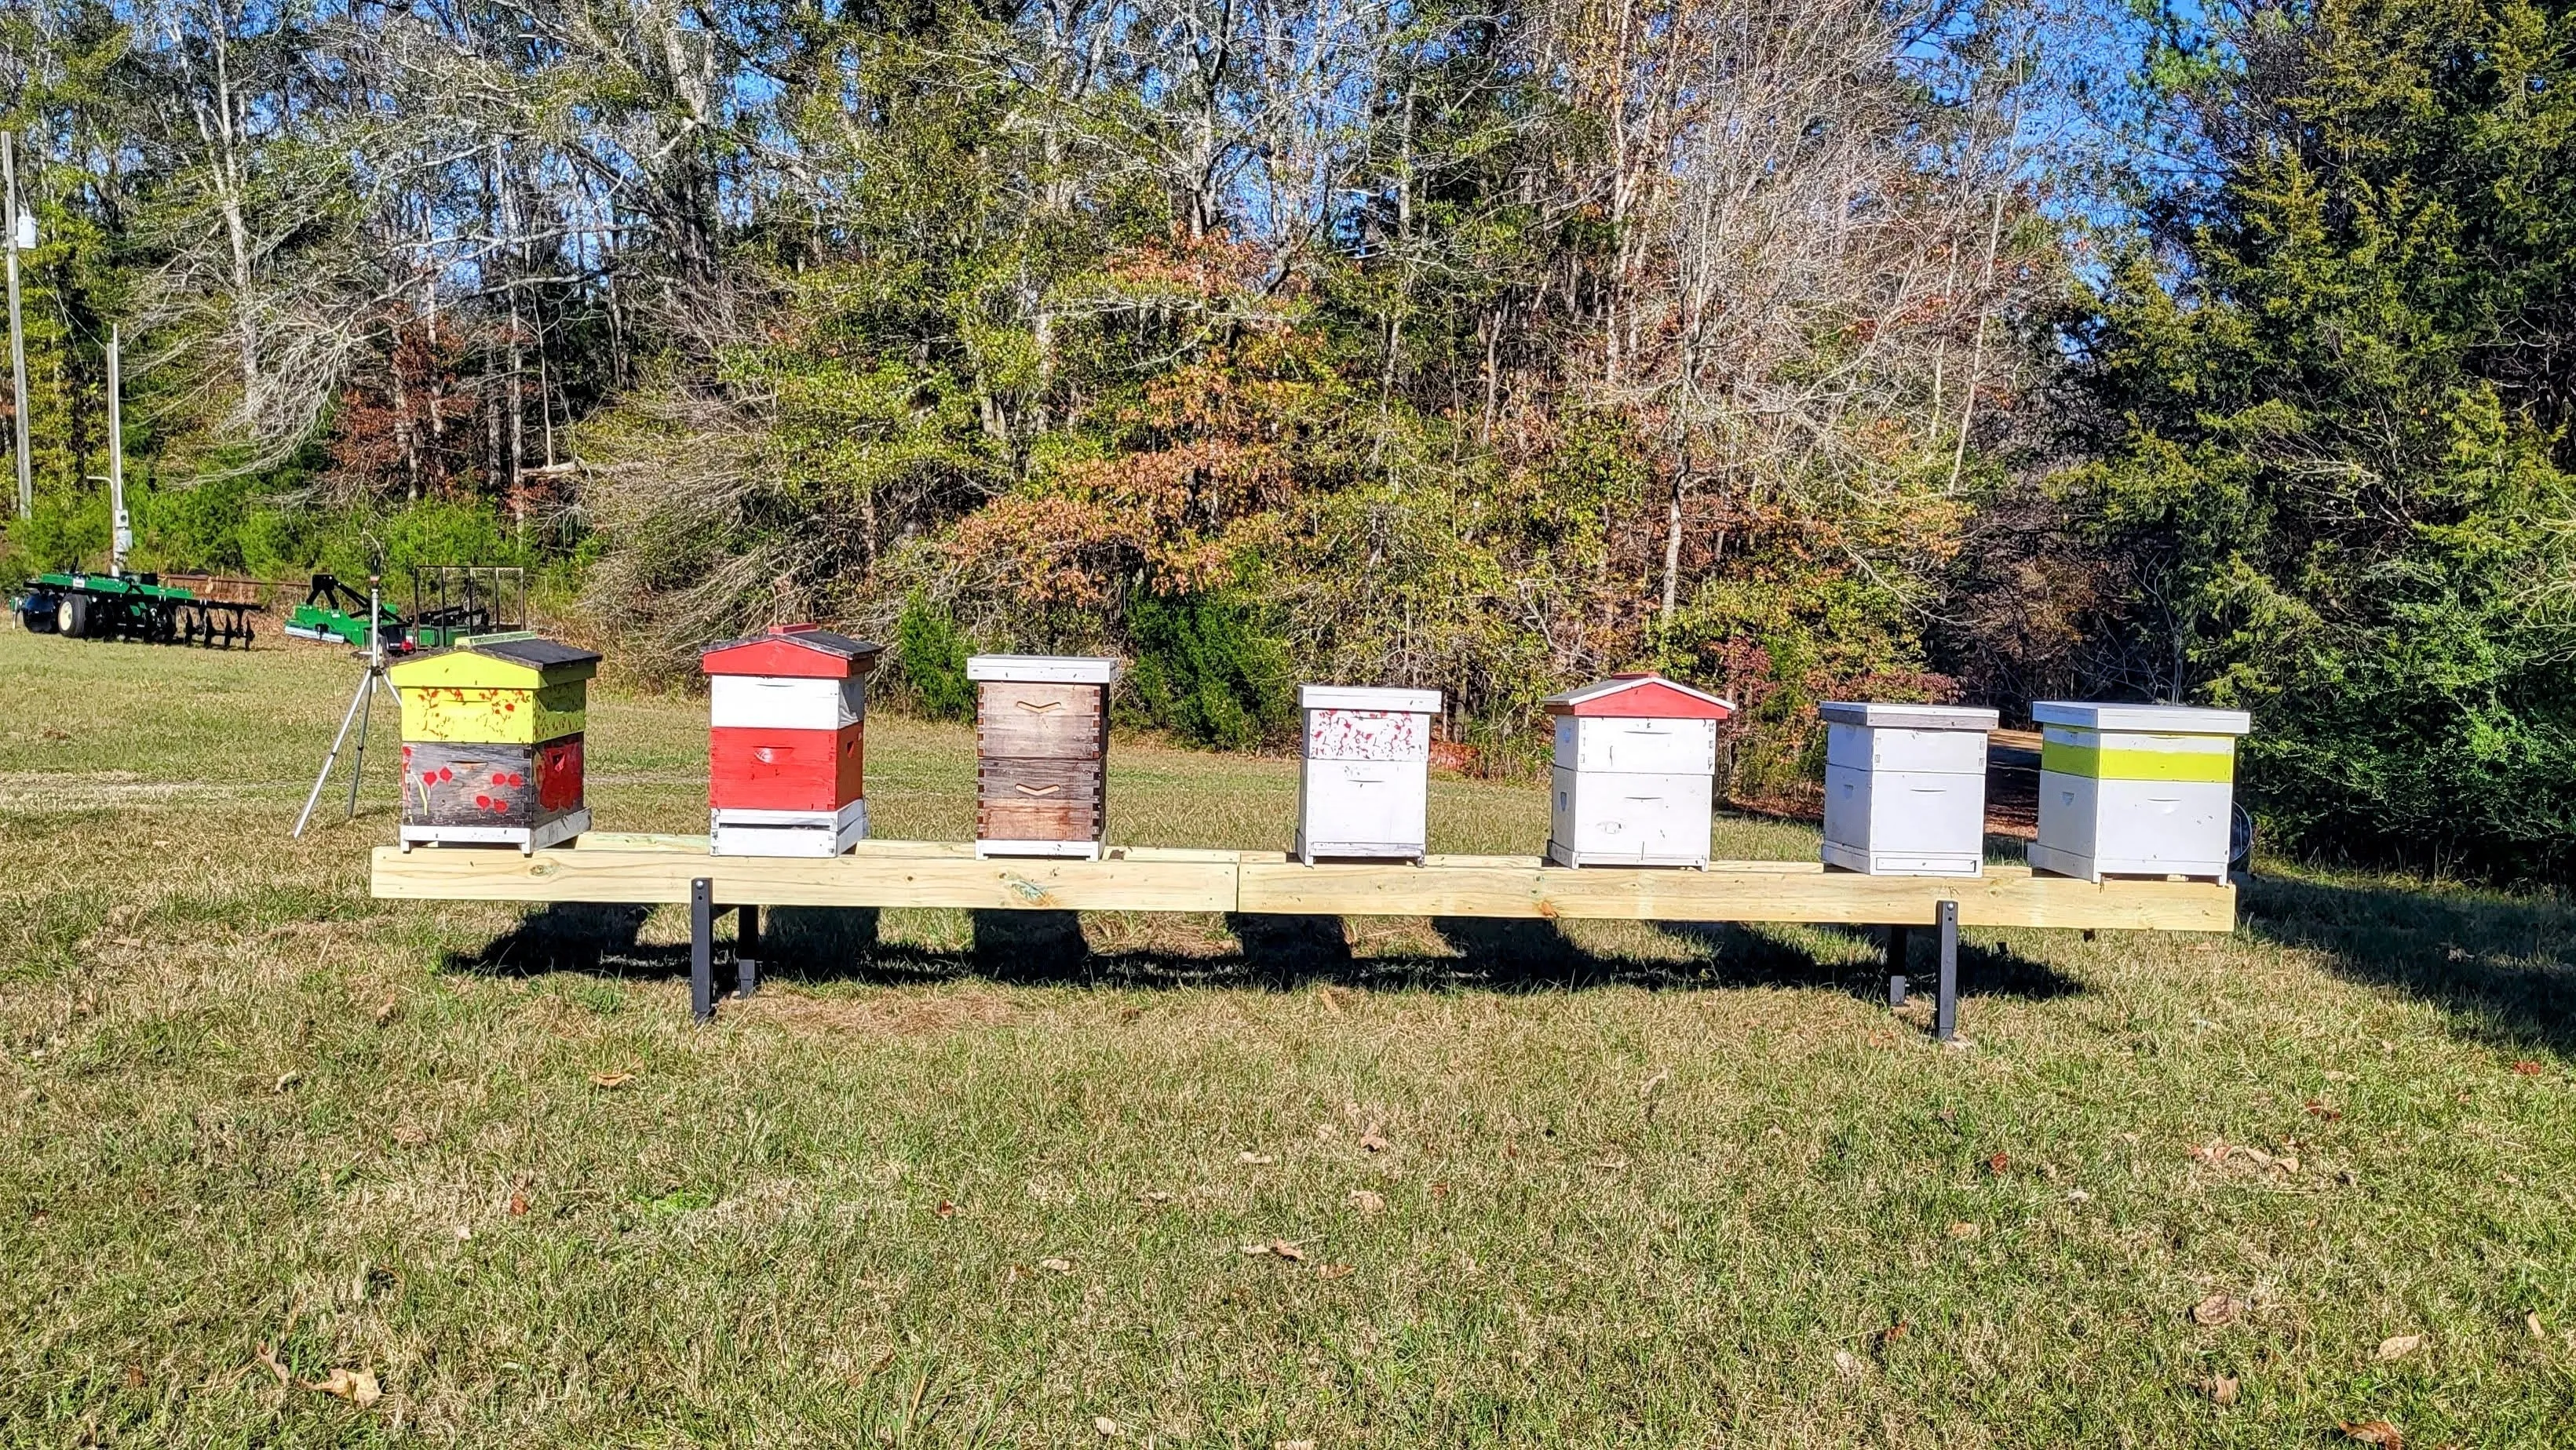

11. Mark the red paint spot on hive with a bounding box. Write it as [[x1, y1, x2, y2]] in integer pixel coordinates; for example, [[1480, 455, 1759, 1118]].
[[475, 794, 492, 808]]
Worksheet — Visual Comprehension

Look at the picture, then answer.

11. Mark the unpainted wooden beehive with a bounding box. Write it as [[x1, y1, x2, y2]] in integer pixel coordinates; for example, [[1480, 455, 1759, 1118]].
[[969, 655, 1118, 858]]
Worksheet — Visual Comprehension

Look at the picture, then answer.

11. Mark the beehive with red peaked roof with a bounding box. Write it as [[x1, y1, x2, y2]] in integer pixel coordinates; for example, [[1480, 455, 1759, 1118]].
[[1539, 672, 1733, 869], [700, 625, 883, 857]]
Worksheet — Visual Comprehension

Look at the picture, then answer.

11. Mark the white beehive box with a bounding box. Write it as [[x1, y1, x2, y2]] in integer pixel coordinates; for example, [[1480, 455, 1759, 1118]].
[[712, 800, 870, 858], [1296, 685, 1439, 863], [1541, 674, 1733, 869], [1819, 702, 2000, 876], [2027, 702, 2251, 882]]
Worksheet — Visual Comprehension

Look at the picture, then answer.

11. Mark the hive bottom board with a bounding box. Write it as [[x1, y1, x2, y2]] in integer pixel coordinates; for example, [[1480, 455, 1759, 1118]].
[[976, 837, 1104, 861], [712, 800, 869, 858], [1297, 840, 1428, 865], [1819, 841, 1985, 877], [1544, 840, 1711, 869], [399, 809, 590, 855], [2027, 840, 2228, 883]]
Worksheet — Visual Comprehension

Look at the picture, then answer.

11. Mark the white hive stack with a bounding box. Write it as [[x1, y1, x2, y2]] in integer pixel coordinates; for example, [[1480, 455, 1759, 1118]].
[[2027, 702, 2253, 882], [1296, 685, 1440, 864], [1819, 702, 2001, 876], [1541, 673, 1734, 869]]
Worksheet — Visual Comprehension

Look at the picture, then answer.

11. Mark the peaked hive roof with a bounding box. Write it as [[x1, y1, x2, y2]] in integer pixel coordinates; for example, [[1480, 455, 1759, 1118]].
[[701, 624, 884, 678], [389, 632, 600, 689], [1540, 672, 1733, 720]]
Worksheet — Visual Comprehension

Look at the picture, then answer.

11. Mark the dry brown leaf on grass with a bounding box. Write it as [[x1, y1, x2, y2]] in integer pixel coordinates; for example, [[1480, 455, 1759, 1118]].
[[1986, 1151, 2010, 1175], [2341, 1419, 2403, 1447], [2511, 1060, 2543, 1076], [1428, 1181, 1451, 1200], [1832, 1349, 1863, 1378], [1268, 1241, 1304, 1262], [1358, 1128, 1389, 1153], [588, 1072, 635, 1089], [1875, 1321, 1909, 1348], [1348, 1189, 1385, 1215], [1038, 1258, 1074, 1274], [2191, 1295, 2245, 1327], [1136, 1190, 1172, 1205], [1316, 1264, 1354, 1281], [273, 1072, 301, 1093], [253, 1345, 288, 1386], [307, 1368, 382, 1408], [389, 1124, 429, 1146], [508, 1193, 529, 1217], [2305, 1099, 2344, 1120], [936, 1200, 958, 1219], [1094, 1415, 1119, 1436], [1638, 1068, 1671, 1101], [372, 998, 399, 1026], [1238, 1152, 1276, 1166], [1947, 1222, 1981, 1240], [2527, 1311, 2547, 1339], [2373, 1334, 2424, 1361], [2202, 1375, 2240, 1406]]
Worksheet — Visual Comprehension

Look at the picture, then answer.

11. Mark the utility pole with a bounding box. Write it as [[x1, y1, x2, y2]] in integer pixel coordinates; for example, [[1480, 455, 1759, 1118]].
[[108, 323, 129, 575], [5, 133, 31, 519]]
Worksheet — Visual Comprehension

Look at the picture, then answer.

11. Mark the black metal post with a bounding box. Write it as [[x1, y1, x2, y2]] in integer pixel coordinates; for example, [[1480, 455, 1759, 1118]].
[[735, 904, 761, 1000], [1886, 924, 1910, 1007], [1934, 899, 1959, 1041], [691, 877, 715, 1023]]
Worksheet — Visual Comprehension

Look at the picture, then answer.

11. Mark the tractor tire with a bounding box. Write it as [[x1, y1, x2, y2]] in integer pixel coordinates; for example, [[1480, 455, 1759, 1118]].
[[20, 596, 57, 633], [58, 594, 88, 638]]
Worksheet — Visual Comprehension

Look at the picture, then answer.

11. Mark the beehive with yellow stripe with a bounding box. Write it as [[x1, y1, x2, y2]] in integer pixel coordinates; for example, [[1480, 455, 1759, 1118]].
[[388, 633, 601, 853], [2027, 702, 2251, 882]]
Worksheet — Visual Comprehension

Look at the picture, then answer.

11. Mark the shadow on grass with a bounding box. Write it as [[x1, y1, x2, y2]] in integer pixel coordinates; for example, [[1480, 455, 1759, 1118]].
[[445, 903, 688, 979], [2240, 874, 2576, 1058], [443, 900, 2080, 1007]]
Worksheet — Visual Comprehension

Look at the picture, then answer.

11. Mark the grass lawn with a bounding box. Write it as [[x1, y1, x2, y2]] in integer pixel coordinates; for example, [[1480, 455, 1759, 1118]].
[[2, 626, 2572, 1447]]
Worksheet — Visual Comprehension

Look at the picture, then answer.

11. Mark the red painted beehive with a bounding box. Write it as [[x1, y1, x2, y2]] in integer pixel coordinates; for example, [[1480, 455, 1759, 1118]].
[[700, 624, 884, 857]]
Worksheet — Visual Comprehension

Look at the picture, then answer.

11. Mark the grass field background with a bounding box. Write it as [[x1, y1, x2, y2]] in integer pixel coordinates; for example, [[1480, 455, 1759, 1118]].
[[2, 628, 2572, 1446]]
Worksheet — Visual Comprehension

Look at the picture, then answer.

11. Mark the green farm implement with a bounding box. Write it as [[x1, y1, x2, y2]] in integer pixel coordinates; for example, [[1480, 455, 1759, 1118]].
[[11, 570, 261, 647]]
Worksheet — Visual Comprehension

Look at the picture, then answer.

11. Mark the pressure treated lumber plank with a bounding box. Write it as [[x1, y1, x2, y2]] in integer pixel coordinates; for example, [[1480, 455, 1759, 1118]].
[[376, 836, 2231, 931], [1234, 853, 2234, 931], [371, 842, 1236, 911]]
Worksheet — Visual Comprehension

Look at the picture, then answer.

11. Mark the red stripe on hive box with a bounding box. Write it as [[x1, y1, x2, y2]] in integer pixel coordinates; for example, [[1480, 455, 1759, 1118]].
[[708, 724, 864, 812]]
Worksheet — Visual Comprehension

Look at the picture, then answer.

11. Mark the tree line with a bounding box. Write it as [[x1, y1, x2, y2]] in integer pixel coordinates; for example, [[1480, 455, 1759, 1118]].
[[4, 0, 2572, 878]]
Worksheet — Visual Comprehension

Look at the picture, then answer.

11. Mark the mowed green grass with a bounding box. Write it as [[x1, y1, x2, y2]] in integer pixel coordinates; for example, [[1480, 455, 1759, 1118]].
[[2, 628, 2572, 1448]]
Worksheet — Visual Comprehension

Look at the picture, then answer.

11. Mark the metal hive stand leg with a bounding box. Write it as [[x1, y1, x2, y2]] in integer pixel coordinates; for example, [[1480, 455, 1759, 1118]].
[[691, 878, 715, 1023], [735, 905, 761, 1000], [1935, 899, 1959, 1041], [1886, 924, 1910, 1007]]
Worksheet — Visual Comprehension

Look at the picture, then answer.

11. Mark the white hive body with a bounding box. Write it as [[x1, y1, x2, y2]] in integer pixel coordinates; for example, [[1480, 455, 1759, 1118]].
[[2024, 702, 2252, 882], [1817, 702, 2000, 877], [1538, 674, 1733, 869], [1296, 685, 1439, 863], [708, 673, 866, 731]]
